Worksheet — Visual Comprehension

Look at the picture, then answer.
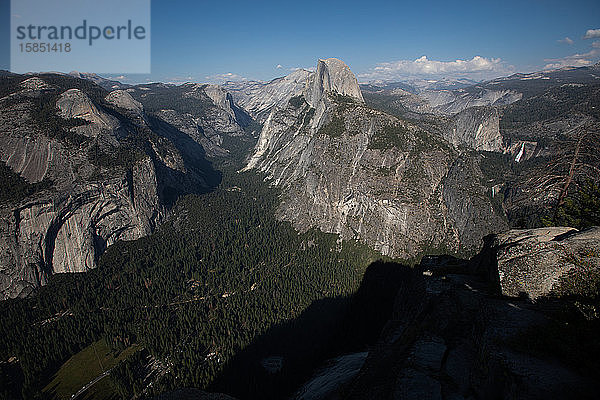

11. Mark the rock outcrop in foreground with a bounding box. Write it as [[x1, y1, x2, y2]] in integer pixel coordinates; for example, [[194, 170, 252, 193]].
[[335, 228, 600, 400], [490, 227, 600, 300]]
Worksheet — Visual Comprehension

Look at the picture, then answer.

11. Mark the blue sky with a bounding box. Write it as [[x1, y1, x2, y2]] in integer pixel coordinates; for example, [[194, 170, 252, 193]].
[[2, 0, 600, 83], [8, 0, 150, 74]]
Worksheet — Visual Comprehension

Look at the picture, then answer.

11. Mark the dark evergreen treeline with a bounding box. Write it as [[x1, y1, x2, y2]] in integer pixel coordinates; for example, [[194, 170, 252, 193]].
[[128, 84, 213, 115], [211, 260, 415, 399], [1, 72, 434, 399], [547, 179, 600, 230], [0, 167, 385, 399], [500, 84, 600, 129], [0, 161, 52, 203]]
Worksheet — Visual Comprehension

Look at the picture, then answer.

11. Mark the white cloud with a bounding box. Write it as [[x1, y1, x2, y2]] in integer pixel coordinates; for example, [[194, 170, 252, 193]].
[[276, 64, 283, 69], [160, 75, 198, 84], [584, 29, 600, 39], [558, 37, 574, 45], [204, 72, 246, 83], [358, 55, 512, 82], [543, 48, 600, 69], [545, 30, 600, 70], [290, 66, 315, 72]]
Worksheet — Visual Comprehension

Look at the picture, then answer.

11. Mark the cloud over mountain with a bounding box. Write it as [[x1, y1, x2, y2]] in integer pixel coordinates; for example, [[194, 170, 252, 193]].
[[583, 29, 600, 39], [204, 72, 247, 83], [358, 55, 513, 82], [543, 49, 600, 70]]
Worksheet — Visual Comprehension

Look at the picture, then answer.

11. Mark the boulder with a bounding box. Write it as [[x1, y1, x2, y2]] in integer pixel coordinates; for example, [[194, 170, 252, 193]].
[[105, 89, 144, 117], [493, 227, 600, 299]]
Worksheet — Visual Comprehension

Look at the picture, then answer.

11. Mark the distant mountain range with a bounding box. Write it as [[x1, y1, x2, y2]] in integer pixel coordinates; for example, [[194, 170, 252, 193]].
[[68, 71, 131, 91], [1, 59, 600, 400], [0, 61, 599, 299]]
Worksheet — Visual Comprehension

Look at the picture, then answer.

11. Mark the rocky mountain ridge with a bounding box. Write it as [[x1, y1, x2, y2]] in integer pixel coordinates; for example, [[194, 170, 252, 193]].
[[361, 64, 600, 230], [2, 60, 598, 298], [0, 73, 218, 300], [68, 71, 130, 91], [127, 82, 254, 157], [243, 58, 506, 260], [224, 69, 312, 123]]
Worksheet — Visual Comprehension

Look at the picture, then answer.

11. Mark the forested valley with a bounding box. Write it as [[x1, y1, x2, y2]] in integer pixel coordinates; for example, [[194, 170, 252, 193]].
[[0, 145, 405, 399]]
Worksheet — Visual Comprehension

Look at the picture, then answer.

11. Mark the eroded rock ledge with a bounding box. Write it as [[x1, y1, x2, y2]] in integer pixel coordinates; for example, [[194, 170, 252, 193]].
[[340, 227, 600, 400]]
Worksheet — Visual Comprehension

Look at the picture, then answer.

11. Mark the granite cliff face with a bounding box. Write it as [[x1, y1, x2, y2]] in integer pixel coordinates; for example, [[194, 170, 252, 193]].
[[420, 88, 522, 115], [0, 74, 215, 299], [360, 86, 509, 156], [0, 158, 162, 299], [362, 65, 600, 231], [490, 227, 600, 300], [224, 69, 312, 123], [340, 254, 600, 400], [244, 59, 506, 260], [105, 89, 146, 122], [445, 106, 503, 152], [128, 82, 253, 157], [304, 58, 364, 107]]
